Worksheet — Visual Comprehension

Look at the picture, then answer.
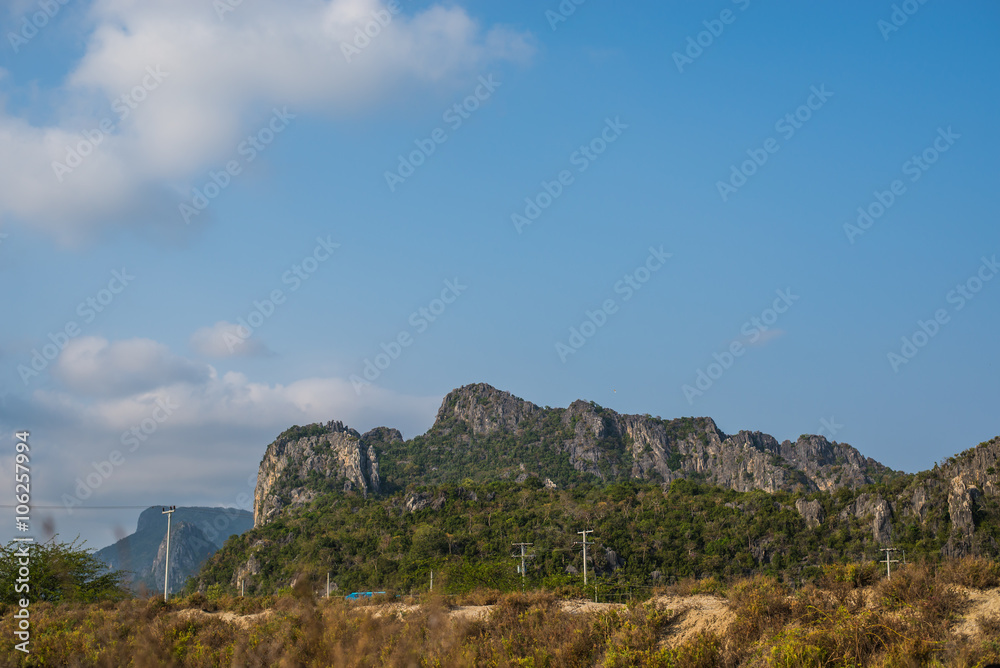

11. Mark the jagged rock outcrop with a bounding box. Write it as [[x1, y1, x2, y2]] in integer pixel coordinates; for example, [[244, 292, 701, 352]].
[[948, 476, 982, 537], [151, 522, 217, 594], [795, 499, 825, 529], [483, 388, 886, 495], [435, 383, 540, 435], [839, 493, 893, 543], [253, 421, 391, 526], [912, 486, 928, 522]]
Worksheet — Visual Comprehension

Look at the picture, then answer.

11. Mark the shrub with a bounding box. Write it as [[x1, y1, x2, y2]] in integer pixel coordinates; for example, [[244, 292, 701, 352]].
[[937, 556, 1000, 589]]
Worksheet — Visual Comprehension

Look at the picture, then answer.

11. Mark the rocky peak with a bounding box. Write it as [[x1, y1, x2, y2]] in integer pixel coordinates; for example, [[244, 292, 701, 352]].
[[777, 435, 882, 491], [253, 421, 384, 526], [435, 383, 540, 435], [360, 426, 404, 445], [944, 437, 1000, 494]]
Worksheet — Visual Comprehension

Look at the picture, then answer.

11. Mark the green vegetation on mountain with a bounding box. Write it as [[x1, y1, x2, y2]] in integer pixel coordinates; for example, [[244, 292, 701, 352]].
[[196, 471, 999, 598], [221, 384, 1000, 599]]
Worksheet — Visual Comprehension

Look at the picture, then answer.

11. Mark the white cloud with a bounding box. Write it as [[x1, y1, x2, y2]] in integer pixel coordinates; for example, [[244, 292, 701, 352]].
[[33, 368, 438, 436], [0, 336, 440, 544], [0, 0, 534, 244], [190, 321, 271, 358], [38, 335, 439, 434], [53, 336, 210, 397]]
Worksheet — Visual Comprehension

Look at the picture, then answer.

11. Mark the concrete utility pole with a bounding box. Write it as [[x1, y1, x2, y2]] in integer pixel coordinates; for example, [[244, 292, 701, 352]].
[[326, 572, 330, 598], [512, 543, 535, 591], [880, 547, 900, 579], [575, 530, 595, 585], [161, 506, 176, 600]]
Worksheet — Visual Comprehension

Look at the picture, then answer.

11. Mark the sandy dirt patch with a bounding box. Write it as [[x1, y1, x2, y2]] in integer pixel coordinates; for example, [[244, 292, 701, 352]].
[[952, 586, 1000, 638], [174, 608, 274, 630], [653, 594, 734, 646]]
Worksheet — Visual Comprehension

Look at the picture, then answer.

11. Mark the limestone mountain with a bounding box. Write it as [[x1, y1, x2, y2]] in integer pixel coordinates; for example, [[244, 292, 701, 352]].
[[150, 522, 218, 594], [243, 383, 1000, 556], [379, 383, 891, 494], [196, 383, 999, 595], [251, 383, 893, 528]]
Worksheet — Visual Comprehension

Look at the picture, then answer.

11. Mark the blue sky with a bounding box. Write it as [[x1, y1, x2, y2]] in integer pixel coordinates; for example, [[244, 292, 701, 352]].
[[0, 0, 997, 548]]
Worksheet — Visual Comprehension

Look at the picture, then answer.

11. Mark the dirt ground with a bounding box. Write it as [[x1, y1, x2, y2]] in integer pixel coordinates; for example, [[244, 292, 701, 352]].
[[174, 607, 274, 630], [652, 594, 735, 645], [952, 586, 1000, 638], [170, 586, 1000, 645]]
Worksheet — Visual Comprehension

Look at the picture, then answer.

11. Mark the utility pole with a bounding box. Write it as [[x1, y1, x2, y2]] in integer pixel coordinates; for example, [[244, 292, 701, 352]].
[[880, 547, 900, 579], [161, 506, 176, 601], [512, 543, 535, 591], [575, 530, 595, 585], [430, 570, 434, 592], [326, 572, 330, 598]]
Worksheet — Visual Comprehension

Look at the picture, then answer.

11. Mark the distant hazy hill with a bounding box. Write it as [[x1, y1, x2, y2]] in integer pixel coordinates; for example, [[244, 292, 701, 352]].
[[95, 506, 252, 593]]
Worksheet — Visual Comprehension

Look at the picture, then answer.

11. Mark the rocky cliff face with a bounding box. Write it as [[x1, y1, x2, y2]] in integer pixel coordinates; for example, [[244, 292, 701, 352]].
[[435, 382, 541, 435], [938, 437, 1000, 556], [435, 384, 884, 495], [253, 421, 396, 526], [151, 522, 218, 594]]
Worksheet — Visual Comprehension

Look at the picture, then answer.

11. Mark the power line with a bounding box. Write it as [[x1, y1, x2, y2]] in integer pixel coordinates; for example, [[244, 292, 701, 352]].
[[162, 506, 176, 601], [880, 547, 901, 579], [0, 505, 157, 509], [574, 530, 595, 585], [511, 542, 535, 591], [0, 504, 250, 513]]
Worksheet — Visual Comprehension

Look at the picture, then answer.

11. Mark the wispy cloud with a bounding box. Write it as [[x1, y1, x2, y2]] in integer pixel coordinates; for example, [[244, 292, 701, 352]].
[[189, 321, 272, 359]]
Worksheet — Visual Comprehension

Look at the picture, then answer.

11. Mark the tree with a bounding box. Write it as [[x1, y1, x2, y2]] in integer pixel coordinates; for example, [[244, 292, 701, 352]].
[[0, 536, 130, 604]]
